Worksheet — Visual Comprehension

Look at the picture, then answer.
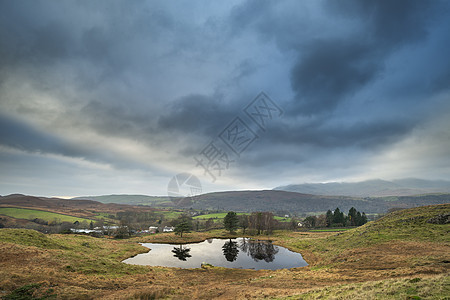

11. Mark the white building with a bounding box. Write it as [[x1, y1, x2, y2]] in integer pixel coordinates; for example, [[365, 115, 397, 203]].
[[163, 226, 174, 232]]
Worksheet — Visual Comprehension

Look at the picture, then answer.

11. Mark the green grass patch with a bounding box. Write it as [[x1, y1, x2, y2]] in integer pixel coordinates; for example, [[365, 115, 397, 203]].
[[156, 210, 184, 220], [193, 212, 247, 220], [192, 212, 292, 222], [0, 228, 66, 249], [94, 212, 114, 218], [0, 207, 92, 223], [274, 216, 292, 222], [309, 228, 353, 232]]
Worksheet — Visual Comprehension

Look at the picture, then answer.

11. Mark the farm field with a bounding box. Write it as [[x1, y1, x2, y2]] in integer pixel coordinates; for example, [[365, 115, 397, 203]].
[[193, 212, 248, 220], [193, 212, 291, 222], [0, 207, 92, 223]]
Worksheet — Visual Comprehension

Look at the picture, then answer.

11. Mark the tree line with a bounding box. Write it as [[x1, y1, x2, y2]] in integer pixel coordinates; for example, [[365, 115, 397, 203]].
[[171, 207, 368, 238], [303, 207, 367, 228]]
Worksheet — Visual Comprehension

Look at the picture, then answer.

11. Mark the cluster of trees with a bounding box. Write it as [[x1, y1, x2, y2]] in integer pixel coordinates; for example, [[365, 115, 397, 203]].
[[303, 207, 367, 228], [171, 211, 280, 238], [114, 211, 162, 231], [223, 212, 277, 235]]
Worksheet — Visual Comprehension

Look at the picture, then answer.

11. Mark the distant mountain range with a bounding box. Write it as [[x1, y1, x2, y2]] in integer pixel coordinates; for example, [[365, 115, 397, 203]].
[[71, 189, 450, 215], [274, 178, 450, 197]]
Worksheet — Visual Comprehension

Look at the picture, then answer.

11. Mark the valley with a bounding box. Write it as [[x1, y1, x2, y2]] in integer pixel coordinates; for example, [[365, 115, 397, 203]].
[[0, 201, 448, 299]]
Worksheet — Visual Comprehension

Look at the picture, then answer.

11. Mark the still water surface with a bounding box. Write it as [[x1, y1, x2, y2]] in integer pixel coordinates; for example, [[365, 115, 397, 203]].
[[123, 238, 307, 270]]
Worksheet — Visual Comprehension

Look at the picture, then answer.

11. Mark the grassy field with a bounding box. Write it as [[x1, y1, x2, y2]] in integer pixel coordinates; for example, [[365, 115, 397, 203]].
[[193, 212, 247, 220], [0, 204, 449, 299], [156, 210, 184, 220], [0, 207, 93, 223], [309, 228, 353, 232], [193, 212, 292, 222]]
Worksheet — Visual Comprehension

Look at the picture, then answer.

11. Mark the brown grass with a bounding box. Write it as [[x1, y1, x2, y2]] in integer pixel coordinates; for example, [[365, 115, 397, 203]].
[[1, 204, 449, 299]]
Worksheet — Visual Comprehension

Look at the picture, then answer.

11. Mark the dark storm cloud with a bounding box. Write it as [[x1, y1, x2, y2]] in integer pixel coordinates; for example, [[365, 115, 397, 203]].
[[222, 0, 449, 161], [289, 0, 436, 115], [226, 0, 449, 157], [1, 0, 449, 196], [290, 40, 378, 114], [0, 2, 74, 68], [0, 1, 180, 79], [157, 94, 239, 136], [265, 117, 414, 150], [327, 0, 432, 44]]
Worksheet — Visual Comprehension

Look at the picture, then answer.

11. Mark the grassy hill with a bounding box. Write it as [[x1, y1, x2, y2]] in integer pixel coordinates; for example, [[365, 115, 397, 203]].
[[271, 203, 450, 299], [187, 190, 450, 214], [69, 191, 450, 215], [284, 203, 449, 260], [0, 194, 158, 221]]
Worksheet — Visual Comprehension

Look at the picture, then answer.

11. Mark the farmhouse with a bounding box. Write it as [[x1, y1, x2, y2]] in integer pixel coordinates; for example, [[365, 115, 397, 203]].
[[163, 226, 174, 232]]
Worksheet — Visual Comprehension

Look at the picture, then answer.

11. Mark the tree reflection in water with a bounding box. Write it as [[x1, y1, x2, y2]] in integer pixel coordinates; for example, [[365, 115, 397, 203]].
[[239, 238, 279, 262], [222, 239, 239, 262], [172, 244, 192, 261]]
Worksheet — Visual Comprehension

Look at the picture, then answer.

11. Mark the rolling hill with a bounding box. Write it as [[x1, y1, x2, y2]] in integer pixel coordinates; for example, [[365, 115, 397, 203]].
[[72, 190, 450, 215], [175, 190, 450, 214], [0, 194, 156, 219]]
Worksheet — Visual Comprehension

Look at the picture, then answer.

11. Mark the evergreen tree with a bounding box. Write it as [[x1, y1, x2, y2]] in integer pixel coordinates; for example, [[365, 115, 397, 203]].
[[360, 212, 368, 226], [174, 221, 191, 237], [348, 207, 357, 226], [355, 211, 362, 226], [171, 214, 193, 237], [326, 210, 333, 227], [333, 208, 345, 226], [223, 211, 239, 233], [303, 216, 316, 228]]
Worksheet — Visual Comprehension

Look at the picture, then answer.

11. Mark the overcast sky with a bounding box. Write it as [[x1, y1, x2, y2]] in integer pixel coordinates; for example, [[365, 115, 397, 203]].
[[1, 0, 449, 197]]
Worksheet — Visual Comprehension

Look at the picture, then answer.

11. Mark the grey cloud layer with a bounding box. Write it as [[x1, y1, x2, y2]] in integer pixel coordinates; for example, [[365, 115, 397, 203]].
[[0, 0, 449, 195]]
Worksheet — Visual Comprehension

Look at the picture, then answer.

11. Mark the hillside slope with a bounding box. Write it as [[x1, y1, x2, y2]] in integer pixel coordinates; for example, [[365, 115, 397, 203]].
[[72, 190, 450, 214], [283, 203, 450, 267], [0, 194, 156, 217], [187, 190, 450, 214], [276, 204, 450, 299]]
